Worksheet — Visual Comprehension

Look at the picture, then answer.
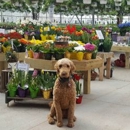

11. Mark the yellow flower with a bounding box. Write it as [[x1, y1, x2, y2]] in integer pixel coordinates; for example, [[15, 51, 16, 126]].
[[40, 27, 43, 33], [51, 26, 56, 30], [80, 30, 83, 34], [44, 26, 49, 31]]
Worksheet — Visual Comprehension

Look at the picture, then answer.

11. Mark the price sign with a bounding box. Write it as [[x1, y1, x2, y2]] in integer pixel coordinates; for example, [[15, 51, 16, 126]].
[[96, 30, 104, 40], [0, 29, 5, 34], [16, 63, 30, 72]]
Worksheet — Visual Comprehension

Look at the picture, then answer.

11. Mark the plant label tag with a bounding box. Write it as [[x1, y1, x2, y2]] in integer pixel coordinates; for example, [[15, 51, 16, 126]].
[[16, 63, 30, 72], [96, 30, 104, 40]]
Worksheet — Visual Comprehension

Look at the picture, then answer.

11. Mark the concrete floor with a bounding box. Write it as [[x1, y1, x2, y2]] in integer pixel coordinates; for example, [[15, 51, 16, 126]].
[[0, 55, 130, 130], [0, 67, 130, 130]]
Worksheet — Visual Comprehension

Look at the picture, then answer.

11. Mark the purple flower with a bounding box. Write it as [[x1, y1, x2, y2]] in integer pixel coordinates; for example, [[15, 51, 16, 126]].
[[82, 27, 92, 34], [84, 43, 95, 52]]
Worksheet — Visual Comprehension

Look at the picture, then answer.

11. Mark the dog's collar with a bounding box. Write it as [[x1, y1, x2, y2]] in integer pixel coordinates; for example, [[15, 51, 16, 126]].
[[59, 76, 70, 83]]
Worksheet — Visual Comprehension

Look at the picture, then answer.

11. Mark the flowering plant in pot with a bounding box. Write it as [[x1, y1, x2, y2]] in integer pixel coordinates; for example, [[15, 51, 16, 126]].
[[16, 70, 29, 97], [32, 44, 42, 59], [5, 51, 18, 62], [41, 42, 54, 60], [6, 78, 18, 97], [83, 43, 96, 60], [39, 72, 56, 99], [73, 73, 83, 104], [74, 45, 85, 61], [27, 74, 40, 98]]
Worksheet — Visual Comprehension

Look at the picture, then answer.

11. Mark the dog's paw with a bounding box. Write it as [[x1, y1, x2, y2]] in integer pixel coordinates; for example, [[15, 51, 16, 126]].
[[57, 122, 63, 127], [73, 116, 77, 122], [67, 122, 74, 128], [48, 116, 55, 124]]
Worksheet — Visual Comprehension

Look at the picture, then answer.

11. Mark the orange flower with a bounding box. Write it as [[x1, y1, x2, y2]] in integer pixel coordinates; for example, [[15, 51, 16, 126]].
[[18, 38, 29, 45]]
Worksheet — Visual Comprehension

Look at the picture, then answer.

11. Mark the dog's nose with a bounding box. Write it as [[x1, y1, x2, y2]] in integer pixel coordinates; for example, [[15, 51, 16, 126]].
[[61, 72, 67, 76]]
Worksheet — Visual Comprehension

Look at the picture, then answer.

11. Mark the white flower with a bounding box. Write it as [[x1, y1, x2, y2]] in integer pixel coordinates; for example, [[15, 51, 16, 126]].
[[74, 45, 85, 51], [19, 30, 24, 35]]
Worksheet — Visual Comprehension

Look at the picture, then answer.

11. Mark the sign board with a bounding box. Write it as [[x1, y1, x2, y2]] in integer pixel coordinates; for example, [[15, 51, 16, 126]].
[[96, 30, 104, 40], [16, 63, 30, 72], [0, 29, 5, 34]]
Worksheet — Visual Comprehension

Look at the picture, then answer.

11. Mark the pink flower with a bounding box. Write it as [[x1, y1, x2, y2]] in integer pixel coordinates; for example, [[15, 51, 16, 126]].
[[83, 43, 95, 52]]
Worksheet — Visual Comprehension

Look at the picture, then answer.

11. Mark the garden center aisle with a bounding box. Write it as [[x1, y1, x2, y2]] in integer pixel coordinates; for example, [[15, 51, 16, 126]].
[[0, 64, 130, 130]]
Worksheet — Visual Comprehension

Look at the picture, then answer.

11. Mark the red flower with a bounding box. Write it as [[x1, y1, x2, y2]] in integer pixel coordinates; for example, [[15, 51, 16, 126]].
[[73, 73, 81, 81], [66, 25, 76, 34]]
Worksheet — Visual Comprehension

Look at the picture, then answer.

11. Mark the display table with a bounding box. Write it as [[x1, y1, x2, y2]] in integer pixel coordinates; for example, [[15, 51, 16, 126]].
[[97, 52, 114, 80], [111, 46, 130, 68], [0, 52, 25, 75], [25, 57, 103, 94]]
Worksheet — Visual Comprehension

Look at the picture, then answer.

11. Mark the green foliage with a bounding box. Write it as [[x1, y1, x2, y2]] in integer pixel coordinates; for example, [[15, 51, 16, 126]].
[[32, 44, 42, 52], [3, 41, 11, 47], [5, 51, 17, 62], [38, 72, 57, 90]]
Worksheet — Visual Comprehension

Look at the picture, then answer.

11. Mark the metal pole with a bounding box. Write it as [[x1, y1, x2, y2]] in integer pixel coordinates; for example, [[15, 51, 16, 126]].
[[92, 8, 94, 27]]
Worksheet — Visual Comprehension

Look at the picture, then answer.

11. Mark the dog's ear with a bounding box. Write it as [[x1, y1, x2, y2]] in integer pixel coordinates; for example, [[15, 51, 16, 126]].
[[70, 60, 76, 74], [54, 61, 59, 73]]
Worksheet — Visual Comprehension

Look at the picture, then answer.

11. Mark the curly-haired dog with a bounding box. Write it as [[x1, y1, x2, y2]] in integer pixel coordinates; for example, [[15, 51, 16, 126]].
[[48, 58, 76, 128]]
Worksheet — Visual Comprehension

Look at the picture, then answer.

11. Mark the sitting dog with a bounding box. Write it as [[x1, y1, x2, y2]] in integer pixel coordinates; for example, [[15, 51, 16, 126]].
[[48, 58, 76, 128]]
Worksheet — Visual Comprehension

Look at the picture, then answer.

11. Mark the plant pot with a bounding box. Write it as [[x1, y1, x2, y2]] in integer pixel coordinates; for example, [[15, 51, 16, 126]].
[[92, 51, 97, 59], [76, 95, 83, 104], [8, 90, 17, 97], [76, 52, 84, 61], [84, 52, 92, 60], [98, 44, 104, 52], [18, 87, 28, 97], [29, 87, 39, 98], [33, 52, 40, 59], [42, 90, 51, 99], [54, 53, 64, 60], [44, 53, 52, 60], [65, 51, 71, 59], [103, 44, 112, 52], [70, 52, 77, 59], [28, 50, 33, 58]]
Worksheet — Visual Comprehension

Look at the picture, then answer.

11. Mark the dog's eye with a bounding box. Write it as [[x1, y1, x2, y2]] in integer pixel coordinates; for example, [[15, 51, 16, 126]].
[[67, 65, 70, 68], [59, 65, 62, 68]]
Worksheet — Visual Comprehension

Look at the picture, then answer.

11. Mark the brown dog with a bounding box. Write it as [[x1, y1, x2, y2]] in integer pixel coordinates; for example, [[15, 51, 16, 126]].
[[48, 58, 76, 128]]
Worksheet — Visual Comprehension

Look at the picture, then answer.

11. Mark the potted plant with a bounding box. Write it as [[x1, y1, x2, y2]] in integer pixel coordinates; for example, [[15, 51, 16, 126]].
[[26, 45, 33, 58], [103, 34, 112, 52], [6, 78, 18, 97], [5, 51, 18, 62], [2, 41, 12, 53], [32, 44, 42, 59], [16, 70, 28, 97], [83, 43, 96, 60], [39, 72, 56, 99], [74, 45, 85, 61], [73, 73, 83, 104], [53, 47, 65, 60], [41, 42, 54, 60], [27, 74, 40, 98]]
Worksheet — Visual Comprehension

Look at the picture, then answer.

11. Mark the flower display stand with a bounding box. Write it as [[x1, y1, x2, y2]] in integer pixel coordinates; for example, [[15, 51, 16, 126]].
[[0, 52, 25, 75], [111, 46, 130, 69], [97, 52, 114, 80], [5, 90, 52, 107], [25, 57, 103, 94]]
